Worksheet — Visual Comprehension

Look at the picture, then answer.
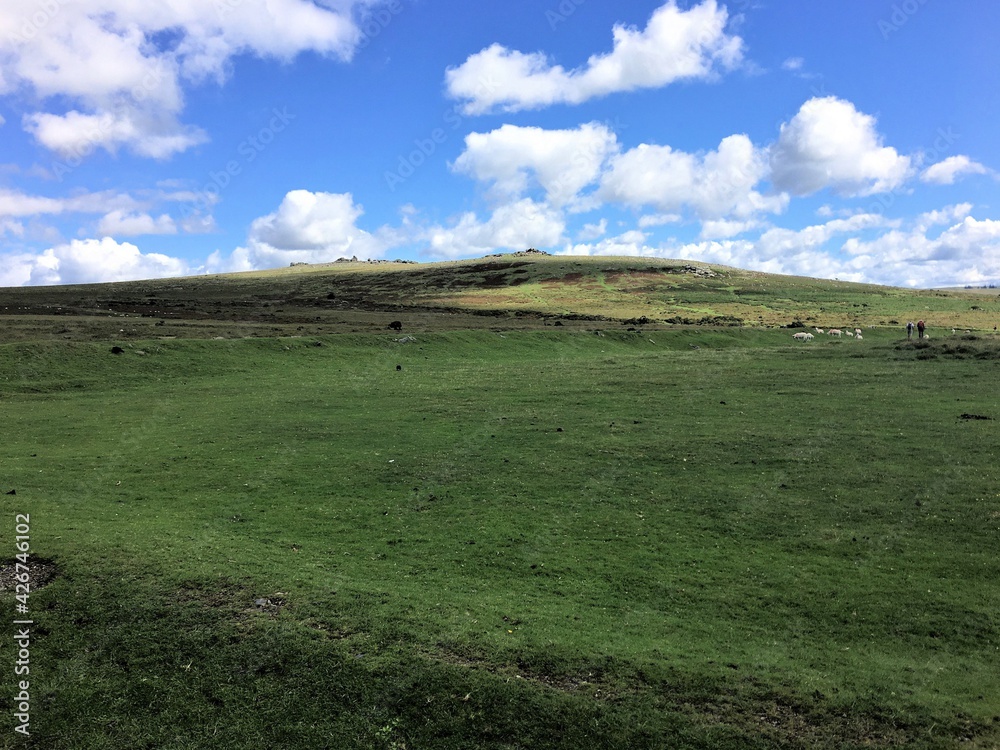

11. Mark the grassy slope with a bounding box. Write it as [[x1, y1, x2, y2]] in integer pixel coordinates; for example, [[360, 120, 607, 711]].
[[2, 255, 1000, 343], [1, 329, 998, 748]]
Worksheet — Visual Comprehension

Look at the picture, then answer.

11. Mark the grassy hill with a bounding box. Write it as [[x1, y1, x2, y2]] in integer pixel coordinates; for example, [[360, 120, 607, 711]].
[[1, 258, 998, 748], [2, 253, 999, 342]]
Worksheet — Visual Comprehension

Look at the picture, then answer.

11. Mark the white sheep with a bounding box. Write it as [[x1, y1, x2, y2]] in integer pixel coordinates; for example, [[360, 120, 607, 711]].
[[854, 328, 862, 335], [855, 333, 863, 341], [792, 332, 814, 341], [828, 329, 842, 337], [815, 328, 824, 334], [846, 331, 855, 337]]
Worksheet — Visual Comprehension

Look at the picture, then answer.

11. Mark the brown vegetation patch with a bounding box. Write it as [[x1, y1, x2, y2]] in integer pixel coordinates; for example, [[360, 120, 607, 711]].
[[687, 693, 921, 748], [427, 646, 614, 699], [175, 579, 252, 610], [540, 272, 585, 286], [425, 645, 976, 747]]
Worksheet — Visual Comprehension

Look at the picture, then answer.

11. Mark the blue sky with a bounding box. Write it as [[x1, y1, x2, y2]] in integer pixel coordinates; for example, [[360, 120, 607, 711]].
[[1, 0, 998, 287]]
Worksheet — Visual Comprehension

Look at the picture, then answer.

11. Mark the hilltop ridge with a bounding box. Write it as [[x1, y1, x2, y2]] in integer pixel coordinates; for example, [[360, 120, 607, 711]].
[[1, 254, 997, 342]]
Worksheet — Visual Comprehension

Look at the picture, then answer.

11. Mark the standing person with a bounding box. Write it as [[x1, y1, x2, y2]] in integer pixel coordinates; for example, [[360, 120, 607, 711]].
[[917, 320, 925, 339], [906, 321, 914, 340]]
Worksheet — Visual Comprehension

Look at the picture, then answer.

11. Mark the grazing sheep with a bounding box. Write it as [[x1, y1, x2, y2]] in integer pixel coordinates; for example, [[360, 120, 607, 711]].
[[923, 335, 930, 341], [828, 329, 842, 337], [952, 328, 957, 335], [815, 328, 824, 334], [855, 333, 863, 341], [846, 331, 855, 337], [792, 332, 814, 341], [854, 328, 862, 335]]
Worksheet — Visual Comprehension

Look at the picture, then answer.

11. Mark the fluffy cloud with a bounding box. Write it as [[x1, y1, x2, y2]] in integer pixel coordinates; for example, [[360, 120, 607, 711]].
[[914, 203, 973, 233], [699, 219, 761, 239], [23, 109, 207, 161], [0, 218, 24, 237], [560, 230, 652, 258], [577, 219, 608, 242], [208, 191, 566, 270], [841, 216, 1000, 287], [563, 208, 1000, 288], [424, 199, 565, 259], [770, 97, 912, 197], [452, 123, 619, 208], [0, 187, 209, 239], [446, 0, 743, 114], [638, 213, 682, 228], [0, 188, 141, 218], [0, 0, 370, 158], [1, 237, 190, 286], [920, 155, 991, 185], [238, 190, 387, 267], [97, 210, 177, 236], [600, 134, 788, 219]]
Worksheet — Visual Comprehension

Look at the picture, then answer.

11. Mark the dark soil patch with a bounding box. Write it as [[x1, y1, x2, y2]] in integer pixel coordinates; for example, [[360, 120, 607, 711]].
[[0, 556, 59, 592]]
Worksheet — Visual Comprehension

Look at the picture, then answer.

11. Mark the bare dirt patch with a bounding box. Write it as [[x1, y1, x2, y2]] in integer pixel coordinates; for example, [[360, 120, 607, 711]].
[[0, 557, 59, 592]]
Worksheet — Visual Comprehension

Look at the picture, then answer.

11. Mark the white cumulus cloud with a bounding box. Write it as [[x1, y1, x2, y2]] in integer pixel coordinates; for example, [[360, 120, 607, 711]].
[[914, 203, 973, 233], [452, 123, 619, 208], [424, 199, 565, 259], [97, 210, 177, 236], [560, 230, 653, 258], [2, 237, 191, 286], [445, 0, 743, 114], [600, 134, 787, 219], [920, 155, 991, 185], [0, 0, 372, 159], [700, 218, 761, 239], [770, 96, 912, 197], [240, 189, 388, 267], [577, 219, 608, 242]]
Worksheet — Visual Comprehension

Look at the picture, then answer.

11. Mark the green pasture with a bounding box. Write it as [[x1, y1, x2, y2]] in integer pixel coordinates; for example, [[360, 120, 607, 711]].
[[0, 328, 998, 748]]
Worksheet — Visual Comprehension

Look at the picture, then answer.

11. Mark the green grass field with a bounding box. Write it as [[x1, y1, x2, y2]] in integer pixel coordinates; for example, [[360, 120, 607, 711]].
[[1, 324, 998, 748]]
